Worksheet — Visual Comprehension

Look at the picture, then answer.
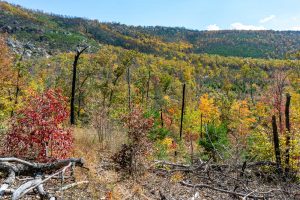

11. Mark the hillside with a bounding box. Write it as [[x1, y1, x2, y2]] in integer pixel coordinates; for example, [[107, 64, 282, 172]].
[[1, 1, 300, 199], [2, 1, 300, 58]]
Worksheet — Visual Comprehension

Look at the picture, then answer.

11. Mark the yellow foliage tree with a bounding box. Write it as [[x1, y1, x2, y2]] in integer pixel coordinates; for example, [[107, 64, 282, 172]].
[[229, 100, 256, 136], [199, 93, 220, 124]]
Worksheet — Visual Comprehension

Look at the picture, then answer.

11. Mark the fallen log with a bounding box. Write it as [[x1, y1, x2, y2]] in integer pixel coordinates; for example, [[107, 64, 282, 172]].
[[57, 181, 89, 191], [0, 157, 85, 200], [180, 181, 274, 199]]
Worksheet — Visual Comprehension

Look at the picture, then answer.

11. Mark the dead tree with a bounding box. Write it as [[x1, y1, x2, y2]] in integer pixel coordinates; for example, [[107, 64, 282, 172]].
[[70, 46, 88, 125], [0, 157, 85, 200], [285, 93, 291, 174], [272, 115, 282, 174], [179, 84, 186, 140], [200, 113, 203, 138]]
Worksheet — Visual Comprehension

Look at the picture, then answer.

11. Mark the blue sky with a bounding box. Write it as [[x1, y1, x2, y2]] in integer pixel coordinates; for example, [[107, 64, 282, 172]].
[[4, 0, 300, 31]]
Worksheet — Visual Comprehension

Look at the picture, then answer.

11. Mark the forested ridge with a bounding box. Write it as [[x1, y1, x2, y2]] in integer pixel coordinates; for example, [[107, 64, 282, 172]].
[[1, 1, 300, 199], [2, 1, 300, 58]]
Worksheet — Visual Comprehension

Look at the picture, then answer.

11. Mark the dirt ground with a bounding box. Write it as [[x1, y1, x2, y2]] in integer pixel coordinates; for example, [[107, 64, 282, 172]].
[[1, 128, 300, 200]]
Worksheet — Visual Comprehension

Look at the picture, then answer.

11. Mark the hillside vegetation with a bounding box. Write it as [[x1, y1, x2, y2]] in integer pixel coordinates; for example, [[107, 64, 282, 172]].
[[2, 1, 300, 58], [1, 1, 300, 199]]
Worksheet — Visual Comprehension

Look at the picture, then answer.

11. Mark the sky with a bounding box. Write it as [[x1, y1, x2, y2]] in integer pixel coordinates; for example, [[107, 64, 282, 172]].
[[4, 0, 300, 31]]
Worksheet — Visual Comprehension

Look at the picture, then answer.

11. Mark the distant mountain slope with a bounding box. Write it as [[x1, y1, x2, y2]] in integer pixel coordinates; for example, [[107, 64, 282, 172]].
[[1, 1, 300, 58]]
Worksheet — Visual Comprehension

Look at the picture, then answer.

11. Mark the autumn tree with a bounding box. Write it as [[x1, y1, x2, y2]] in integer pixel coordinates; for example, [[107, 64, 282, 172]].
[[272, 71, 289, 134], [4, 89, 73, 162], [199, 93, 220, 125], [0, 35, 13, 119]]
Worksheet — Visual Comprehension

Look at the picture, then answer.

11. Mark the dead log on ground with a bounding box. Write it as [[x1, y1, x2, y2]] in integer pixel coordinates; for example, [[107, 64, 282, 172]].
[[0, 157, 85, 200]]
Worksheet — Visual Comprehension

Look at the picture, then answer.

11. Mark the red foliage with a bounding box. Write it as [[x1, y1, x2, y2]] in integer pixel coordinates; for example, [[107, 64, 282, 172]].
[[123, 107, 154, 144], [184, 132, 199, 142], [4, 89, 73, 162], [272, 71, 289, 134], [113, 107, 153, 174]]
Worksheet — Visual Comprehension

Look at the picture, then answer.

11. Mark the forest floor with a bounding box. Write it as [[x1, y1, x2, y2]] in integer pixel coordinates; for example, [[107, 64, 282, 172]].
[[2, 128, 300, 200], [60, 128, 300, 200]]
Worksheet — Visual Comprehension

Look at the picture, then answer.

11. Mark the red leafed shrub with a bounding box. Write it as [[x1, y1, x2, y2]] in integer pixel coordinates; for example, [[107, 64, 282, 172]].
[[4, 89, 73, 162], [123, 107, 154, 145], [113, 107, 153, 174]]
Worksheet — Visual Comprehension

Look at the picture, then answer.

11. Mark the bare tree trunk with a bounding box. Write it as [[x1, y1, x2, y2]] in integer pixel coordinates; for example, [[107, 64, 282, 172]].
[[179, 84, 186, 140], [77, 91, 82, 118], [285, 93, 291, 174], [200, 113, 203, 138], [272, 115, 282, 174], [279, 111, 283, 134], [70, 46, 88, 125], [11, 69, 21, 117], [14, 69, 21, 105], [76, 75, 90, 118]]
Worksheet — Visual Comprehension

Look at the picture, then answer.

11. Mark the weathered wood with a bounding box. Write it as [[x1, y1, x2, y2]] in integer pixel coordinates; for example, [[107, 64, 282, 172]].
[[57, 181, 89, 191], [179, 83, 186, 140], [37, 184, 56, 200], [285, 93, 291, 174], [0, 157, 84, 199], [0, 158, 83, 175], [70, 46, 88, 125], [181, 181, 273, 199], [272, 115, 282, 174], [12, 176, 42, 200], [160, 107, 164, 127], [200, 113, 203, 138], [0, 169, 15, 197], [17, 163, 72, 199]]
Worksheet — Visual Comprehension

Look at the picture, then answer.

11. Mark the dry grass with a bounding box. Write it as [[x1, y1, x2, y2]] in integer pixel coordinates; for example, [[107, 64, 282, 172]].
[[70, 127, 159, 200], [70, 127, 128, 199]]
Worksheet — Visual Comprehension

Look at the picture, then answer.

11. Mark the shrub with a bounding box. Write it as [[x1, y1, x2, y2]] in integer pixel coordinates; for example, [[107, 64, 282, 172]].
[[199, 123, 229, 160], [112, 144, 133, 172], [149, 126, 171, 141], [145, 109, 171, 141], [113, 107, 153, 174], [4, 89, 73, 162]]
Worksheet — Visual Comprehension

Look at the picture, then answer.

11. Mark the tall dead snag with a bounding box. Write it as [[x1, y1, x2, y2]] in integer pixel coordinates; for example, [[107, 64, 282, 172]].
[[70, 46, 88, 125], [285, 93, 291, 174], [179, 83, 186, 140], [272, 115, 282, 174], [200, 113, 203, 138], [160, 108, 164, 127]]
